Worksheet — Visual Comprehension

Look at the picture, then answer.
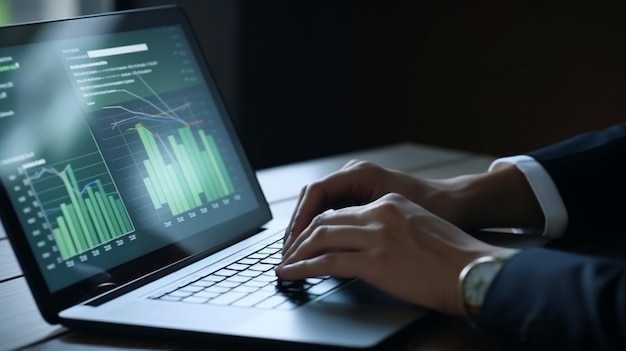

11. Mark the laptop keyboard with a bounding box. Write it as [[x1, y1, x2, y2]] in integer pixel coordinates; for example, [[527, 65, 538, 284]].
[[148, 238, 347, 310]]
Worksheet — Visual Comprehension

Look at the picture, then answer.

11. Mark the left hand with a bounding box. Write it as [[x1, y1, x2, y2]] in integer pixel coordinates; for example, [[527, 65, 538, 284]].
[[276, 193, 509, 316]]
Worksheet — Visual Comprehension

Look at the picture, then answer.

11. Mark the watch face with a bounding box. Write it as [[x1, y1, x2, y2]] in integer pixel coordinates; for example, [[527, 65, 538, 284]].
[[463, 258, 502, 307]]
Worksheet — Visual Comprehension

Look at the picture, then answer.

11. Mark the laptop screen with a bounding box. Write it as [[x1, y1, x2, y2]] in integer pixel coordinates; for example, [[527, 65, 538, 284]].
[[0, 6, 271, 303]]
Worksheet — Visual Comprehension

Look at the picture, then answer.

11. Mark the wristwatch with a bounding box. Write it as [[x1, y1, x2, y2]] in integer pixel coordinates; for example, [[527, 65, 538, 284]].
[[458, 251, 518, 318]]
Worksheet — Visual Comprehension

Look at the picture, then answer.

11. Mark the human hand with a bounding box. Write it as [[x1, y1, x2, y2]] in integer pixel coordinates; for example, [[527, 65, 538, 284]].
[[282, 160, 468, 252], [283, 160, 543, 254], [277, 193, 512, 316]]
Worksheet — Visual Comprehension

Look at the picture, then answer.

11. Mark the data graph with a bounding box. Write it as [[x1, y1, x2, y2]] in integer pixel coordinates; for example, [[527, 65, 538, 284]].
[[25, 155, 134, 259], [134, 122, 234, 216], [98, 70, 237, 218]]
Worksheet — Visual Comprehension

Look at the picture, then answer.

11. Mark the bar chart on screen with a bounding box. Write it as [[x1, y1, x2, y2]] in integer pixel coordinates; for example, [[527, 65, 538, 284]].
[[21, 152, 134, 261], [98, 83, 237, 223], [133, 122, 234, 216]]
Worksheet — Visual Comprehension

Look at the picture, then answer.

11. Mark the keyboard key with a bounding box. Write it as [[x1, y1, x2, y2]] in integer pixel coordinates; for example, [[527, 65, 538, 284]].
[[268, 241, 283, 249], [253, 275, 277, 283], [275, 298, 308, 310], [258, 247, 280, 255], [307, 279, 345, 296], [205, 286, 230, 294], [227, 275, 251, 283], [210, 291, 248, 305], [194, 291, 221, 299], [215, 281, 241, 289], [159, 295, 182, 302], [262, 270, 278, 279], [248, 253, 270, 260], [231, 290, 275, 307], [233, 286, 259, 294], [148, 290, 167, 299], [238, 258, 259, 265], [260, 283, 278, 292], [179, 285, 204, 293], [238, 270, 263, 278], [227, 263, 250, 271], [255, 295, 290, 309], [305, 277, 323, 285], [249, 263, 273, 272], [277, 279, 305, 293], [169, 290, 193, 298], [193, 280, 216, 288], [183, 296, 209, 304], [214, 269, 238, 277], [201, 275, 226, 282], [261, 257, 281, 265], [243, 280, 269, 288]]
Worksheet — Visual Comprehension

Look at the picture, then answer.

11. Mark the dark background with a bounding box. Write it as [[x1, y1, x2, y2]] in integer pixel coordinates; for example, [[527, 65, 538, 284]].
[[116, 0, 626, 169]]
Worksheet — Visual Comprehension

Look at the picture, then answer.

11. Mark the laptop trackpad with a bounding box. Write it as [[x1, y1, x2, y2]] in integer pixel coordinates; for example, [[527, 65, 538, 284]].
[[319, 280, 411, 308]]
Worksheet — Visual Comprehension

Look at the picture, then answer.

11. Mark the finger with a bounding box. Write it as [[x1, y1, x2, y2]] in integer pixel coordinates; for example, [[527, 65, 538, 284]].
[[283, 160, 387, 253], [283, 171, 366, 252], [282, 222, 372, 266], [282, 207, 371, 259], [288, 173, 352, 232], [277, 251, 367, 281], [341, 159, 362, 169], [282, 186, 306, 249], [283, 208, 329, 259]]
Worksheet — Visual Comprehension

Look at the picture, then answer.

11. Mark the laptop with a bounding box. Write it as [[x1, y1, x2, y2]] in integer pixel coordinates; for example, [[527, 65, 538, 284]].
[[0, 5, 428, 349]]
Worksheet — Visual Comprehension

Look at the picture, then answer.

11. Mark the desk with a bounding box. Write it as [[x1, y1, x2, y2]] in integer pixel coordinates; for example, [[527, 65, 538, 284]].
[[1, 143, 503, 351]]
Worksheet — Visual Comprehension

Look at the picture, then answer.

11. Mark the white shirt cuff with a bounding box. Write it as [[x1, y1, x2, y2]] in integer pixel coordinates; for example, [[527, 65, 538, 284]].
[[488, 155, 568, 239]]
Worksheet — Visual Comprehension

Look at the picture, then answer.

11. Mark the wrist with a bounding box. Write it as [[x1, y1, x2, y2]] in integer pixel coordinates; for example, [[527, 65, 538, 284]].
[[442, 164, 544, 231], [458, 249, 519, 318]]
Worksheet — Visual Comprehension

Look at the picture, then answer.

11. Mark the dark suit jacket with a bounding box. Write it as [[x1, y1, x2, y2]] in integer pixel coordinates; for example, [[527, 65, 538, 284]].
[[476, 124, 626, 350]]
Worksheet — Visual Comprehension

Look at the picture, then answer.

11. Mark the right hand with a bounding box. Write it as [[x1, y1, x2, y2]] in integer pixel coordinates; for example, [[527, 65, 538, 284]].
[[282, 160, 471, 252], [278, 192, 514, 315], [283, 160, 544, 254]]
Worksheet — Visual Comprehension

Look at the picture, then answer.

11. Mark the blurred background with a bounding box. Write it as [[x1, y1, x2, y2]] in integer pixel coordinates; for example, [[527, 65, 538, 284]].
[[2, 0, 626, 169]]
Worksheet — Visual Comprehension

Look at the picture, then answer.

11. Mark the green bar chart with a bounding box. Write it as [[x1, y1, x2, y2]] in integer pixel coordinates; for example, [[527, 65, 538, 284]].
[[27, 161, 134, 260], [135, 123, 234, 216]]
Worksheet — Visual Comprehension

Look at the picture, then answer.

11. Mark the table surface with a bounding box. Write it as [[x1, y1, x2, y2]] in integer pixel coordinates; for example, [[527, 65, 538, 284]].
[[1, 142, 516, 351]]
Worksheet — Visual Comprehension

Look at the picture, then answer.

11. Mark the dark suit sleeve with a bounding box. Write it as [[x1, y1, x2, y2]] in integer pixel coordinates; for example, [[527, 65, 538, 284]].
[[526, 123, 626, 234], [476, 124, 626, 350], [477, 248, 626, 350]]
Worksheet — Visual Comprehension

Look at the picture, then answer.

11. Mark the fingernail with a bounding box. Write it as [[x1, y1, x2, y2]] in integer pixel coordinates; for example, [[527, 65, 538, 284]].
[[277, 263, 295, 276]]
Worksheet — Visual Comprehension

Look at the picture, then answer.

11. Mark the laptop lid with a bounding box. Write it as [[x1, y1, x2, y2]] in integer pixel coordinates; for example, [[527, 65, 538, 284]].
[[0, 5, 272, 324]]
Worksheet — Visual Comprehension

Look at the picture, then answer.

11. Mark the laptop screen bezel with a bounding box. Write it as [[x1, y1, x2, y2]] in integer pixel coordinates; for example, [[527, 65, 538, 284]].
[[0, 5, 273, 324]]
